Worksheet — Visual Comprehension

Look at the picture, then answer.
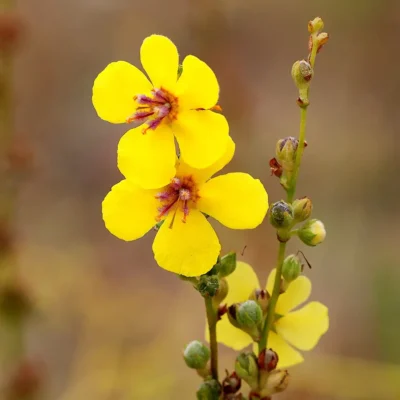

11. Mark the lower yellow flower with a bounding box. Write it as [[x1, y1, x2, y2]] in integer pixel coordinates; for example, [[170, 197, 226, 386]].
[[102, 139, 269, 276], [212, 262, 329, 368]]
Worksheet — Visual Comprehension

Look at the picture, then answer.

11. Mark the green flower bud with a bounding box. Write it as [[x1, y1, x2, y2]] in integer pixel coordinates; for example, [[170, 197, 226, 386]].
[[183, 340, 210, 370], [198, 275, 219, 297], [292, 197, 313, 222], [276, 137, 298, 171], [263, 370, 290, 396], [308, 16, 324, 33], [236, 300, 263, 329], [291, 60, 313, 106], [249, 289, 270, 314], [298, 219, 326, 246], [292, 60, 313, 86], [269, 201, 294, 229], [235, 352, 259, 389], [217, 252, 237, 278], [228, 301, 263, 341], [282, 254, 302, 283], [196, 379, 221, 400], [213, 278, 228, 307]]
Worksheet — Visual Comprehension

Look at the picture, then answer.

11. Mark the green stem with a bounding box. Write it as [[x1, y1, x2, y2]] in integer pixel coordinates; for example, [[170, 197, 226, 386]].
[[258, 242, 286, 351], [205, 296, 218, 380], [287, 107, 307, 203], [259, 32, 319, 353]]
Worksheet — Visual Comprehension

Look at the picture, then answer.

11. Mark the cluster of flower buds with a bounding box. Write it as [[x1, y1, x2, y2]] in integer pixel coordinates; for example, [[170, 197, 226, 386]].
[[308, 17, 329, 54], [235, 349, 289, 398], [291, 16, 328, 107], [269, 197, 325, 247]]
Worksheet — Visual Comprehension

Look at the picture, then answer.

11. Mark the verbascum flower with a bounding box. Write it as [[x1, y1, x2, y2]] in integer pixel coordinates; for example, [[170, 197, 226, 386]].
[[211, 262, 329, 368], [102, 139, 268, 276], [93, 34, 229, 189]]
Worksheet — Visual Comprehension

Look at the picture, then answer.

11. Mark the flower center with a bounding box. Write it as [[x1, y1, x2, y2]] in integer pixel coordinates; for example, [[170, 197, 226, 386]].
[[155, 176, 199, 227], [126, 88, 178, 134]]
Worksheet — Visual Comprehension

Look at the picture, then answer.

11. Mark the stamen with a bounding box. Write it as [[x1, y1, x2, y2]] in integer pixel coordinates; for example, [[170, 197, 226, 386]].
[[126, 110, 154, 124], [156, 202, 176, 221], [182, 200, 189, 223], [153, 89, 169, 102], [155, 192, 171, 200], [155, 176, 199, 226], [168, 206, 178, 229], [170, 178, 181, 190], [127, 88, 178, 130], [136, 94, 164, 105]]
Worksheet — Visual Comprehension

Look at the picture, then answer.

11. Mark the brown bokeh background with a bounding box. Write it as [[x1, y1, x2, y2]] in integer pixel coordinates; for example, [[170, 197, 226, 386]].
[[9, 0, 400, 398]]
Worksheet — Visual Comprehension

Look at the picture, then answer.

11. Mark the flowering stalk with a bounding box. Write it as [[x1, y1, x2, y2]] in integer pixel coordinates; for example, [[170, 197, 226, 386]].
[[259, 19, 325, 353]]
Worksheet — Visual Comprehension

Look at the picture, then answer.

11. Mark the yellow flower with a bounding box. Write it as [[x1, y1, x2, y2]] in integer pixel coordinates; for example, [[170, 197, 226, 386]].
[[213, 262, 329, 368], [102, 139, 268, 277], [93, 34, 229, 189]]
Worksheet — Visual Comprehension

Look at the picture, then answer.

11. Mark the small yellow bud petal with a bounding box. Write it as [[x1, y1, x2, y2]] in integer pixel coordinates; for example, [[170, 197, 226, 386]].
[[308, 16, 324, 34], [264, 369, 290, 395], [298, 219, 326, 246]]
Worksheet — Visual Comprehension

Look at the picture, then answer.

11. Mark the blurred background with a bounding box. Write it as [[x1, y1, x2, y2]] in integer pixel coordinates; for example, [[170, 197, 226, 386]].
[[2, 0, 400, 398]]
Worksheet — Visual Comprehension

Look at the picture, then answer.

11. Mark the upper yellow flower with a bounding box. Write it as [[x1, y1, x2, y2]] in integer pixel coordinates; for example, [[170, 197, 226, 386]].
[[92, 34, 229, 189], [213, 262, 329, 368], [102, 139, 268, 276]]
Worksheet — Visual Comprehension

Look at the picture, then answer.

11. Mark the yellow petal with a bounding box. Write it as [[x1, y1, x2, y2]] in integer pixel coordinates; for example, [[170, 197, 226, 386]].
[[176, 55, 219, 110], [92, 61, 152, 124], [174, 110, 229, 169], [225, 261, 260, 305], [140, 35, 179, 91], [267, 331, 304, 369], [275, 301, 329, 351], [102, 180, 158, 241], [198, 173, 268, 229], [117, 125, 176, 189], [177, 136, 236, 184], [152, 209, 220, 276], [266, 269, 312, 315], [209, 314, 253, 351]]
